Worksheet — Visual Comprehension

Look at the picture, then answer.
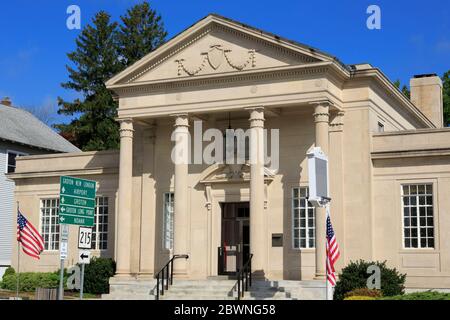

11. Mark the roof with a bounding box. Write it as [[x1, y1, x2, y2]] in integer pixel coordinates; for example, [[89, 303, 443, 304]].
[[0, 103, 80, 153], [206, 14, 351, 71]]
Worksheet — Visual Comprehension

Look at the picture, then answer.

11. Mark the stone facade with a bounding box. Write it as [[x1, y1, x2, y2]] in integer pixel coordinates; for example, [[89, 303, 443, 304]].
[[8, 14, 450, 291]]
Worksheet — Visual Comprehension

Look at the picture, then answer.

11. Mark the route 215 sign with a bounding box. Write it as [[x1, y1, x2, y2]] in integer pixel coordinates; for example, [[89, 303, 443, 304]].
[[307, 147, 330, 207], [78, 227, 93, 249]]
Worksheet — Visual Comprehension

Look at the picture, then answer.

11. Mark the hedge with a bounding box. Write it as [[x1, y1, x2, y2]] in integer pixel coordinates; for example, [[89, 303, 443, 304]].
[[78, 257, 116, 294], [0, 258, 115, 295], [0, 272, 60, 292], [334, 260, 406, 300]]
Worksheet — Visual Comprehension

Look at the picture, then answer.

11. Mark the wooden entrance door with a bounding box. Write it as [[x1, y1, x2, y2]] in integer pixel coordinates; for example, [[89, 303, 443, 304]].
[[218, 202, 250, 275]]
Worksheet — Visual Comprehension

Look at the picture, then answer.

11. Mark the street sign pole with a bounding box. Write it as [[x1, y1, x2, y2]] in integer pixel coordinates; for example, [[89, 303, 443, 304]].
[[58, 224, 69, 300], [58, 258, 64, 300], [77, 226, 92, 300], [58, 176, 96, 300], [80, 264, 85, 300]]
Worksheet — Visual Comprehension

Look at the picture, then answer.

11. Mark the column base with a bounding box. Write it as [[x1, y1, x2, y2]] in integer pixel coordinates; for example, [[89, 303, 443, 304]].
[[113, 272, 134, 279]]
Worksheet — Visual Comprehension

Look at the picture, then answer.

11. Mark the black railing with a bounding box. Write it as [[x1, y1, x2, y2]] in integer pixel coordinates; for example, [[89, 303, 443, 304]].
[[235, 253, 253, 300], [155, 254, 189, 300]]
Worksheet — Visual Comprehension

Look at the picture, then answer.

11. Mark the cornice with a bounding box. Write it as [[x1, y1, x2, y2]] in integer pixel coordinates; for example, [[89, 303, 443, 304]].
[[110, 62, 337, 96], [352, 68, 435, 128], [371, 148, 450, 160], [8, 168, 119, 180]]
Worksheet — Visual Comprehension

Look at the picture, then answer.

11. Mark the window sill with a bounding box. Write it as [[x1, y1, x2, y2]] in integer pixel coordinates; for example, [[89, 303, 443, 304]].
[[399, 249, 438, 254], [292, 248, 316, 253]]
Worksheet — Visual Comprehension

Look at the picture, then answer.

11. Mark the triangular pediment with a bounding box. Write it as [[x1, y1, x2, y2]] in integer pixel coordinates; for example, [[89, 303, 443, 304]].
[[107, 14, 334, 86]]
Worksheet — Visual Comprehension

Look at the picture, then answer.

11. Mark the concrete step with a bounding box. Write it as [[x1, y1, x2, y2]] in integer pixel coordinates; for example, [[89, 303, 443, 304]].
[[161, 296, 236, 300], [161, 290, 234, 297], [102, 293, 155, 300], [104, 279, 327, 300]]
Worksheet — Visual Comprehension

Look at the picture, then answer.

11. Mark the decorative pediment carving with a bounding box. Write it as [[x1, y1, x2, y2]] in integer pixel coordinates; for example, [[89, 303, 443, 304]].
[[106, 15, 331, 87], [175, 45, 256, 76]]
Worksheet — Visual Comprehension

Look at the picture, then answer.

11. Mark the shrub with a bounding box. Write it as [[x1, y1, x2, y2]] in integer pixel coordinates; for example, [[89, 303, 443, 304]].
[[80, 257, 115, 294], [0, 272, 59, 292], [344, 288, 382, 299], [382, 291, 450, 300], [334, 260, 406, 300], [4, 267, 15, 276], [344, 296, 377, 300]]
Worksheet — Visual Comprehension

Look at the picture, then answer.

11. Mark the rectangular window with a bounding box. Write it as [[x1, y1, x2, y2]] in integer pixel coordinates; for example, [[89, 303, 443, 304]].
[[40, 199, 60, 251], [292, 187, 315, 249], [92, 197, 109, 251], [402, 184, 434, 249], [163, 193, 174, 250], [6, 151, 27, 173]]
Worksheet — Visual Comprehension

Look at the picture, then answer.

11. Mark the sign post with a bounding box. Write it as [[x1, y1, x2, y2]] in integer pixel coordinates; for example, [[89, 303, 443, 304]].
[[307, 147, 333, 301], [58, 176, 96, 300], [58, 224, 69, 300], [78, 227, 93, 300]]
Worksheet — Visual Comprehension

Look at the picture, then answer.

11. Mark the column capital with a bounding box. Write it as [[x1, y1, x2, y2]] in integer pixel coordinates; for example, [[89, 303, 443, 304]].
[[309, 99, 334, 107], [312, 103, 330, 124], [119, 118, 134, 138], [246, 107, 265, 128], [171, 113, 190, 128], [330, 111, 345, 132]]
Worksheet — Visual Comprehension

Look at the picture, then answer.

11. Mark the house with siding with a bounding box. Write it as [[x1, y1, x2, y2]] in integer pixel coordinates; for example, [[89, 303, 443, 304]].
[[0, 98, 79, 278]]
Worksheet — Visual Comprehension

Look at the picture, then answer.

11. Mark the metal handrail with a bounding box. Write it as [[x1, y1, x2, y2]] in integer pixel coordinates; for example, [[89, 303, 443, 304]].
[[235, 253, 253, 300], [154, 254, 189, 300]]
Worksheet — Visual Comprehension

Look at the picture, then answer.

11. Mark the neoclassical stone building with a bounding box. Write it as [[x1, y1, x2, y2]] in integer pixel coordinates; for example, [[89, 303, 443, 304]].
[[9, 14, 450, 295]]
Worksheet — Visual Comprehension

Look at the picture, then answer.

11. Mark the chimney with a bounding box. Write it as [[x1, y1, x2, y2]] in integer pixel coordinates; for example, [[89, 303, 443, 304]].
[[1, 97, 12, 107], [410, 74, 443, 128]]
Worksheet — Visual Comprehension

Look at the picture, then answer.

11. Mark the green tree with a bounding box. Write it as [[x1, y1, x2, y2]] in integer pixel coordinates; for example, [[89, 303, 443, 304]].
[[394, 79, 411, 99], [442, 71, 450, 126], [118, 1, 167, 66], [56, 12, 123, 151], [56, 4, 167, 150]]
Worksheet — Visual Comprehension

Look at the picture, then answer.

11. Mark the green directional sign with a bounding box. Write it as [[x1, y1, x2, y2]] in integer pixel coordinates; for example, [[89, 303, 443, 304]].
[[59, 176, 96, 227]]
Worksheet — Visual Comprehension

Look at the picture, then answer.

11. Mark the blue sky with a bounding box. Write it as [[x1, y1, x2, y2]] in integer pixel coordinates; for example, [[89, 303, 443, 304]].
[[0, 0, 449, 125]]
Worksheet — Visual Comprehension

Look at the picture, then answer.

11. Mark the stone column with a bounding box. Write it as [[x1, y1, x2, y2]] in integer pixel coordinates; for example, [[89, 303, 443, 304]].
[[116, 119, 134, 276], [139, 123, 157, 276], [247, 107, 266, 277], [312, 102, 330, 280], [172, 114, 189, 276], [329, 111, 345, 269]]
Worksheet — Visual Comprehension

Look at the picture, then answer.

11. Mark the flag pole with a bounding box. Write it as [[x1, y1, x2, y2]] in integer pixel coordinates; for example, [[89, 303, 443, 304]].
[[16, 202, 20, 300], [325, 203, 329, 301], [325, 203, 333, 301]]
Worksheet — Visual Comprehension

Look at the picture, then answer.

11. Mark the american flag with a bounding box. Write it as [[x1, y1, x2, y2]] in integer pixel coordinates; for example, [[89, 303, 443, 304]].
[[326, 213, 340, 287], [17, 211, 45, 259]]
